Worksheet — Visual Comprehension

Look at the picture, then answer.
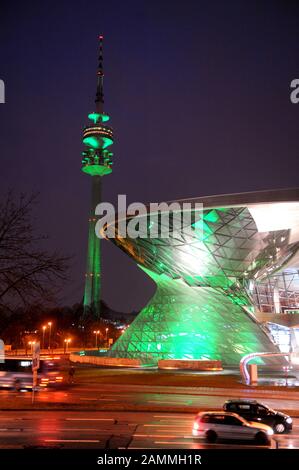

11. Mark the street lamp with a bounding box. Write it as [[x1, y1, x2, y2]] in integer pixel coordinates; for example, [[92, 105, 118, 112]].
[[64, 338, 71, 354], [48, 322, 52, 352], [42, 325, 47, 350], [105, 327, 108, 346], [93, 330, 100, 349]]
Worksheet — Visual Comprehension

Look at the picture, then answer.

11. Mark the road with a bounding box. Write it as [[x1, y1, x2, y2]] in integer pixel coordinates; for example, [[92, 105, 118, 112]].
[[0, 411, 298, 449], [1, 382, 299, 412], [1, 370, 299, 449]]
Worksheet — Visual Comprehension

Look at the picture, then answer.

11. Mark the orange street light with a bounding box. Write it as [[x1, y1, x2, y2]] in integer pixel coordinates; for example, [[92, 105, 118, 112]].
[[64, 338, 71, 353], [48, 322, 52, 351], [93, 330, 100, 348], [42, 325, 47, 350]]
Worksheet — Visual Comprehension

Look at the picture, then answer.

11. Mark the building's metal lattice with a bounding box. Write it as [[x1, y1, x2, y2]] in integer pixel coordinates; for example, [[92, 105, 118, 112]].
[[109, 273, 277, 365], [253, 270, 299, 313], [107, 202, 299, 365]]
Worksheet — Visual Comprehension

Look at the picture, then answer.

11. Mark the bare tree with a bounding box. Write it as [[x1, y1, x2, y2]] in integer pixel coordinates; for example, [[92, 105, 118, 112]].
[[0, 192, 69, 309]]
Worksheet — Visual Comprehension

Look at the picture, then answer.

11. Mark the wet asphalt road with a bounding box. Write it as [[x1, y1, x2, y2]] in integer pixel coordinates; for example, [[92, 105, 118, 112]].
[[0, 410, 298, 449]]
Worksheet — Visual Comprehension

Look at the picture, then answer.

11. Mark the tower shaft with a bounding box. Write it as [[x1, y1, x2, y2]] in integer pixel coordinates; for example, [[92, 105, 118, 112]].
[[83, 176, 102, 318]]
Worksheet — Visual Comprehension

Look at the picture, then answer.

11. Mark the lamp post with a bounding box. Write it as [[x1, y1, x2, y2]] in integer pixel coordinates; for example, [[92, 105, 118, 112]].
[[48, 322, 52, 352], [42, 325, 47, 351], [93, 330, 100, 349], [105, 328, 108, 347], [64, 338, 71, 354], [28, 341, 35, 354]]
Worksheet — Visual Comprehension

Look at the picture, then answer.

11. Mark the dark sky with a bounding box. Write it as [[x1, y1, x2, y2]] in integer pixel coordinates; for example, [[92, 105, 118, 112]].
[[0, 0, 298, 312]]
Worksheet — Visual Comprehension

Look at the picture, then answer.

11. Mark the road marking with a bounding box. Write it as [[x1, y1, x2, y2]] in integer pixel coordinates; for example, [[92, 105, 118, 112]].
[[154, 415, 192, 419], [92, 394, 134, 397], [44, 439, 100, 443], [144, 424, 191, 428], [154, 441, 264, 448], [0, 428, 23, 432], [148, 401, 187, 405], [123, 447, 163, 449], [154, 441, 195, 445], [97, 398, 117, 401], [0, 418, 26, 421], [79, 398, 118, 401], [158, 419, 193, 423], [134, 434, 185, 438], [154, 413, 192, 419], [43, 429, 101, 432], [65, 418, 114, 422]]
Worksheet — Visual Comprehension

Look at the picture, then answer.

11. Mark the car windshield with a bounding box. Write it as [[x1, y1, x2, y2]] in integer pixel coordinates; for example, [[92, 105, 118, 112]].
[[261, 404, 275, 414], [234, 415, 249, 425]]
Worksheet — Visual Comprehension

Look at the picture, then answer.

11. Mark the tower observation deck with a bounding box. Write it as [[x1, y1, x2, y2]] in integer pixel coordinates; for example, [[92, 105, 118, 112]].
[[82, 36, 114, 318]]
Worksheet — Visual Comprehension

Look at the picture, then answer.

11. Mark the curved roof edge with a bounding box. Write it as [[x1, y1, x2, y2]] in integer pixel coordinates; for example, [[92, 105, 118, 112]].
[[171, 187, 299, 209]]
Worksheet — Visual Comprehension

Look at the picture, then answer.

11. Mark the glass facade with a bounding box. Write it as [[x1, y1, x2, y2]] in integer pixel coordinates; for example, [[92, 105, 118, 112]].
[[106, 193, 299, 365], [252, 270, 299, 313]]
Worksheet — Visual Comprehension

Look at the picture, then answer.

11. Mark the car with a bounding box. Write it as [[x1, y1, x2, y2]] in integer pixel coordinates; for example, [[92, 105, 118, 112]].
[[192, 411, 273, 444], [0, 357, 65, 390], [223, 400, 292, 434]]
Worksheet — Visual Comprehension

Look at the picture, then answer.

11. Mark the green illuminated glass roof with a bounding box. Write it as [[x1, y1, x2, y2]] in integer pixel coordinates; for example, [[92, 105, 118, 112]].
[[110, 204, 296, 290], [106, 191, 299, 366], [108, 271, 278, 365]]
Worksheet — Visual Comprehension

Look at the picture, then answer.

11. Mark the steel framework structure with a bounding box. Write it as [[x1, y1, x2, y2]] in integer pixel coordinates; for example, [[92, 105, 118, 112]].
[[107, 189, 299, 365]]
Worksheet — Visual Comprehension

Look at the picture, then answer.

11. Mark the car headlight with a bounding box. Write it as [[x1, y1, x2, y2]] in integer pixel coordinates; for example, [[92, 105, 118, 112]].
[[286, 417, 292, 424], [193, 422, 200, 431], [267, 428, 274, 436]]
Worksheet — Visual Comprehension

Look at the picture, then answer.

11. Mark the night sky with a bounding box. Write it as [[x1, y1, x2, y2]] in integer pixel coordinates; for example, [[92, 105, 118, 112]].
[[0, 0, 298, 312]]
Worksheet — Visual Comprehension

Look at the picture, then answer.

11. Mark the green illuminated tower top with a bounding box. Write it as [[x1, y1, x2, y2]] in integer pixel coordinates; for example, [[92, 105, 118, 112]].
[[82, 36, 114, 319], [81, 35, 114, 176]]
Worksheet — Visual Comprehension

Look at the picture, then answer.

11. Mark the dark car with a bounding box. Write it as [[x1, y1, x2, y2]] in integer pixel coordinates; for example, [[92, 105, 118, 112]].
[[223, 400, 292, 434]]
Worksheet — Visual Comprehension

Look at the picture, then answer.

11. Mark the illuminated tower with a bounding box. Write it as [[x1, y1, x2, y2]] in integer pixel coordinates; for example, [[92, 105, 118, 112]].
[[81, 36, 114, 318]]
